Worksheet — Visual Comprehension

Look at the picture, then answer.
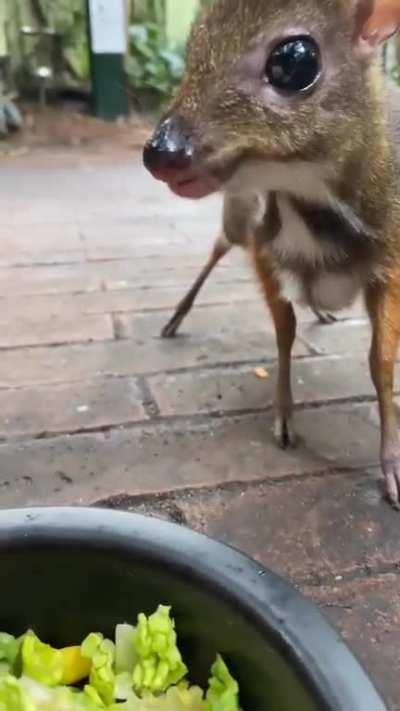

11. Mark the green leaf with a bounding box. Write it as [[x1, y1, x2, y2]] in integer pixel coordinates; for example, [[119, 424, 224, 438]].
[[81, 634, 115, 706], [132, 606, 188, 695], [20, 676, 104, 710], [0, 633, 22, 675], [0, 675, 34, 711], [109, 682, 206, 710], [205, 656, 241, 711], [21, 633, 64, 687]]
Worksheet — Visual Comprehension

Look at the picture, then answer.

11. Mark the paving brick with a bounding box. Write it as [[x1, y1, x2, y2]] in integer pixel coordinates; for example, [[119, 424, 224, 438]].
[[85, 240, 202, 262], [80, 221, 181, 245], [0, 405, 379, 508], [79, 282, 261, 314], [176, 471, 399, 585], [0, 377, 146, 440], [305, 577, 400, 711], [0, 263, 102, 296], [0, 224, 82, 251], [0, 250, 86, 268], [101, 261, 252, 291], [0, 222, 82, 246], [298, 318, 373, 355], [115, 300, 307, 342], [149, 355, 400, 417], [295, 298, 367, 323], [0, 311, 113, 348], [0, 328, 306, 387], [0, 284, 259, 325]]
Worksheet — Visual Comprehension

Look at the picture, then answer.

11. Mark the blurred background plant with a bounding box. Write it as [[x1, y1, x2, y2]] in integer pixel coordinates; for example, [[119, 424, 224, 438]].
[[1, 0, 400, 121], [3, 0, 203, 110], [126, 0, 185, 110]]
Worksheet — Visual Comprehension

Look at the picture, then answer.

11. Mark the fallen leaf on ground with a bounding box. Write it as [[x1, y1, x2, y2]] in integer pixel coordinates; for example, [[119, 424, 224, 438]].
[[254, 367, 270, 379]]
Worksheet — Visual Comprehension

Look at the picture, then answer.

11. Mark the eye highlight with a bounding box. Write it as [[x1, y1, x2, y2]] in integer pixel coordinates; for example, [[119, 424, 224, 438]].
[[265, 36, 321, 93]]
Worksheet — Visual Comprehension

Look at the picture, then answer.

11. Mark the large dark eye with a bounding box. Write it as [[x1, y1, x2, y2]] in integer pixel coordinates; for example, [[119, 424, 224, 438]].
[[265, 36, 321, 93]]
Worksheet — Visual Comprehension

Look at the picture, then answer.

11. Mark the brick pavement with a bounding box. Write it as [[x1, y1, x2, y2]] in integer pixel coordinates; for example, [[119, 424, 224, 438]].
[[1, 146, 400, 708]]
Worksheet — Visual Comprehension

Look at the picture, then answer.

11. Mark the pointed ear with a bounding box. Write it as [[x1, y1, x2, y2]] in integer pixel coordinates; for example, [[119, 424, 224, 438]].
[[354, 0, 400, 55]]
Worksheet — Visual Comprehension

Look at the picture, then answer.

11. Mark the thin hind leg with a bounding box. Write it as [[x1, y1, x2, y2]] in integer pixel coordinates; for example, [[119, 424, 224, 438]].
[[312, 307, 337, 325], [161, 233, 231, 338]]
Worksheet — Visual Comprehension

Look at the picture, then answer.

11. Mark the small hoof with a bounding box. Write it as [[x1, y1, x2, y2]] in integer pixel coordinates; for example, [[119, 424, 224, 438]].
[[314, 309, 337, 325], [161, 323, 179, 339], [382, 452, 400, 509], [274, 417, 297, 449], [161, 314, 185, 339]]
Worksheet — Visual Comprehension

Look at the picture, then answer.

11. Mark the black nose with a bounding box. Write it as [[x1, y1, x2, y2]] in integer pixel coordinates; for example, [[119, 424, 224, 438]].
[[143, 116, 194, 182]]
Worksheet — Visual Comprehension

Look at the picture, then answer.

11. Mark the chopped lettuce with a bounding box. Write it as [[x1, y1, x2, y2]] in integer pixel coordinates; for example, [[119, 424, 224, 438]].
[[20, 677, 104, 710], [115, 625, 136, 675], [206, 655, 241, 711], [0, 676, 34, 711], [0, 634, 22, 677], [22, 633, 64, 687], [0, 608, 242, 710], [21, 634, 91, 690], [81, 634, 115, 705], [109, 683, 206, 710], [132, 606, 188, 695]]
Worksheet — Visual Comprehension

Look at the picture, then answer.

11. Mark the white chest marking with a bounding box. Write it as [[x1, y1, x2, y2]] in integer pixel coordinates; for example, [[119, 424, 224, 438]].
[[227, 159, 330, 205]]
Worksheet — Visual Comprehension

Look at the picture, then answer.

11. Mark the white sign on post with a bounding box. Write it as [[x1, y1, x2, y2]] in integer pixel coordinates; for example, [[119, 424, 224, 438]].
[[88, 0, 127, 55]]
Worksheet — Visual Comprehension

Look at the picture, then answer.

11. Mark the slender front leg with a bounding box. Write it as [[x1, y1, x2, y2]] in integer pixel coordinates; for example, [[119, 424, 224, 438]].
[[366, 276, 400, 507], [161, 233, 231, 338], [253, 255, 297, 448]]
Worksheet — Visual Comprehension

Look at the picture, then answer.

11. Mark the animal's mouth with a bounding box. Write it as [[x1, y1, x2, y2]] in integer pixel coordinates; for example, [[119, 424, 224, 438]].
[[167, 172, 221, 199], [166, 157, 239, 199]]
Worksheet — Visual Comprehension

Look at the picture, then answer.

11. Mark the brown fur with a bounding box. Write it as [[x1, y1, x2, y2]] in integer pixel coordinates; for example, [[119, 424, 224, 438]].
[[148, 0, 400, 506]]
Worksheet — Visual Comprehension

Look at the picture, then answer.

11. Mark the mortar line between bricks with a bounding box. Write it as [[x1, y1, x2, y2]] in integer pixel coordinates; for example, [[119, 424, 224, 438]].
[[109, 298, 259, 315], [0, 392, 386, 443], [0, 259, 86, 269], [0, 350, 366, 376], [0, 337, 116, 352], [90, 463, 377, 509]]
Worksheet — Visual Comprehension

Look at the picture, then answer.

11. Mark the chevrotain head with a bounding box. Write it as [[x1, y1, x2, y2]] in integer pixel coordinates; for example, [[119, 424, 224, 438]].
[[143, 0, 396, 199]]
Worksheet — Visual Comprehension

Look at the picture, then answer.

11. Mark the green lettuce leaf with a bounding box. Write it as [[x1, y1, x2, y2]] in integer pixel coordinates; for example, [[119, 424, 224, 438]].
[[0, 633, 22, 675], [205, 656, 241, 711], [20, 676, 104, 710], [0, 675, 34, 711], [109, 682, 206, 710], [81, 633, 115, 705], [132, 606, 188, 695], [115, 625, 136, 675], [21, 633, 64, 687]]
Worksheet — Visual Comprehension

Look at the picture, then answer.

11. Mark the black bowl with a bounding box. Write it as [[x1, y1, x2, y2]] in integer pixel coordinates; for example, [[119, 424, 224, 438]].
[[0, 507, 386, 710]]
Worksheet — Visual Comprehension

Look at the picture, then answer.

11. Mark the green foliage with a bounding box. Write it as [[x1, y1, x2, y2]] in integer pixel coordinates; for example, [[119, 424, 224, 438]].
[[126, 21, 185, 100], [38, 0, 90, 81], [7, 0, 189, 107]]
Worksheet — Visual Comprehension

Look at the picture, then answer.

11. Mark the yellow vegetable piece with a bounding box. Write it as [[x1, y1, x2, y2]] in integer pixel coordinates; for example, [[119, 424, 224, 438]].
[[60, 646, 92, 685]]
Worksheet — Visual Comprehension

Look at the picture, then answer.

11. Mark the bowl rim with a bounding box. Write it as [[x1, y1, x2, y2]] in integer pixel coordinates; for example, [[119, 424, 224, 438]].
[[0, 506, 388, 711]]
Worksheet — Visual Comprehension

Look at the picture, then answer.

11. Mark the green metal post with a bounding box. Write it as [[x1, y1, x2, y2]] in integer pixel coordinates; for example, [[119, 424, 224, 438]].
[[87, 0, 129, 121]]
